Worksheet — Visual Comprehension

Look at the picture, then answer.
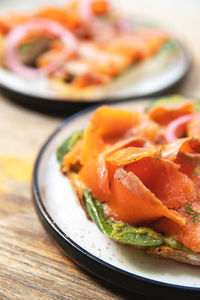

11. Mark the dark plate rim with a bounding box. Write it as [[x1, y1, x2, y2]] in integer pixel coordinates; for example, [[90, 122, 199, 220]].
[[32, 97, 200, 299], [0, 40, 191, 105]]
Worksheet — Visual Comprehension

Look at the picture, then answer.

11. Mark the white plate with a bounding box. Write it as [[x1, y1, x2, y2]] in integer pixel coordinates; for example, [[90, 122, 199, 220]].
[[32, 99, 200, 299]]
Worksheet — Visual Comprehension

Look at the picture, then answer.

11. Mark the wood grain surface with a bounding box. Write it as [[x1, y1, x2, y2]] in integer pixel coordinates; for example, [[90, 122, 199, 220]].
[[1, 1, 200, 299], [0, 101, 152, 300]]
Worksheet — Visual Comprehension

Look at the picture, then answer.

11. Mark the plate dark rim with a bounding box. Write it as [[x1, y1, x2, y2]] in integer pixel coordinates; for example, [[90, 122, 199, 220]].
[[32, 99, 200, 300], [1, 40, 192, 113]]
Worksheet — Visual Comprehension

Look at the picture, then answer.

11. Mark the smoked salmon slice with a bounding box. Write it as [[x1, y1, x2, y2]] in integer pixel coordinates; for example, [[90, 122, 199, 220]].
[[79, 136, 148, 201], [80, 106, 140, 165], [148, 102, 194, 126], [106, 146, 155, 166], [63, 138, 83, 170], [152, 201, 200, 252], [160, 137, 200, 175], [107, 167, 185, 226], [124, 119, 160, 143], [125, 157, 197, 210]]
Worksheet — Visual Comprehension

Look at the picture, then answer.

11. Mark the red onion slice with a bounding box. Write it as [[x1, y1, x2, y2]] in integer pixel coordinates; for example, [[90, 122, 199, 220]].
[[165, 114, 200, 143], [5, 19, 77, 79]]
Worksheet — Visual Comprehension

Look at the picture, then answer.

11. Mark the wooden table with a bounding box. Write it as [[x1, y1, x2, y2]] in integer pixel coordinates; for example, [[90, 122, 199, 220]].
[[0, 1, 200, 299]]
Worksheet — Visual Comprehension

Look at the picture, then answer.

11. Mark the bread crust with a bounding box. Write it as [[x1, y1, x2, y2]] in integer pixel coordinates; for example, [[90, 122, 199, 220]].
[[67, 171, 92, 220], [146, 246, 200, 266]]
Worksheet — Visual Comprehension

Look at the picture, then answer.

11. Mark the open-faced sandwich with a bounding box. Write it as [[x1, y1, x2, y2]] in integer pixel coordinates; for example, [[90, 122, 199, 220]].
[[56, 96, 200, 265], [0, 0, 178, 100]]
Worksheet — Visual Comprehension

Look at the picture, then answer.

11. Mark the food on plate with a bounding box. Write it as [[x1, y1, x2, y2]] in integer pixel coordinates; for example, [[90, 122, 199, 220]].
[[0, 0, 178, 99], [57, 96, 200, 265]]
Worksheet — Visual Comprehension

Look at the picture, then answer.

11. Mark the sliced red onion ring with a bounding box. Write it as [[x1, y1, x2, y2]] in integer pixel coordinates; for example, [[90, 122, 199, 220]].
[[165, 114, 200, 143], [5, 19, 77, 79]]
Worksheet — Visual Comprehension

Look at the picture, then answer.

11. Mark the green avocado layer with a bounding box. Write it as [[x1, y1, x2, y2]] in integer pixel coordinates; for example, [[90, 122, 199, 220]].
[[56, 130, 83, 165], [84, 188, 189, 251]]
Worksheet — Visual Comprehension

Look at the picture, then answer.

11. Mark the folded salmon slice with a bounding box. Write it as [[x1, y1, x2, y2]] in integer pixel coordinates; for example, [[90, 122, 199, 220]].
[[106, 147, 155, 166], [125, 157, 197, 209], [191, 173, 200, 195], [80, 106, 140, 165], [124, 118, 160, 143], [160, 137, 200, 175], [63, 138, 83, 170], [80, 155, 111, 201], [107, 167, 185, 226], [148, 102, 194, 126], [161, 137, 200, 160], [106, 143, 198, 209], [152, 201, 200, 252], [79, 137, 147, 201]]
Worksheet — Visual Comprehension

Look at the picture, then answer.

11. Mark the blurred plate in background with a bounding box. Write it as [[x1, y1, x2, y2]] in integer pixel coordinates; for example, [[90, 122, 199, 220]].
[[0, 0, 191, 113]]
